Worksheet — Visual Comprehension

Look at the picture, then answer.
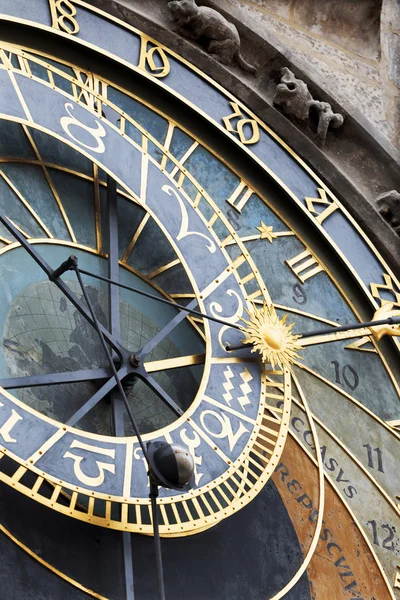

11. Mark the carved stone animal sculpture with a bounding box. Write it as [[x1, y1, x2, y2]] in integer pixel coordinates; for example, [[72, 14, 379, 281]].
[[312, 100, 344, 142], [376, 190, 400, 235], [273, 67, 344, 143], [168, 0, 257, 74], [273, 67, 314, 120]]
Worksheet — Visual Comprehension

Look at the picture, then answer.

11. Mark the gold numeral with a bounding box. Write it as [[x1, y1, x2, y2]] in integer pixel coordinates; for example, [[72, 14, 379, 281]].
[[138, 37, 170, 78], [226, 181, 253, 213], [370, 274, 400, 308], [0, 403, 22, 443], [49, 0, 79, 35], [304, 188, 338, 224], [286, 249, 324, 283], [222, 102, 260, 145], [72, 69, 107, 113], [63, 440, 116, 488], [0, 50, 31, 75]]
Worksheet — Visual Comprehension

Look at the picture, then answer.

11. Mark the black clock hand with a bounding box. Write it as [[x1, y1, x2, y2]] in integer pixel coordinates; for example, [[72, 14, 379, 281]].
[[0, 214, 125, 358], [139, 297, 199, 359], [78, 268, 243, 331], [299, 314, 400, 340], [226, 303, 400, 354], [66, 366, 129, 426]]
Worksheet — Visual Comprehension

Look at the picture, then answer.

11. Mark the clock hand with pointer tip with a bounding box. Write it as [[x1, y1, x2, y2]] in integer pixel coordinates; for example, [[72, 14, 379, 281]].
[[226, 302, 400, 369], [3, 206, 397, 376]]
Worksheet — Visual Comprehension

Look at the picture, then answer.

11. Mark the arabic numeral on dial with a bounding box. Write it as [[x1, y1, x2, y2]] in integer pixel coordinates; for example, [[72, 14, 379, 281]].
[[382, 525, 396, 551], [331, 360, 359, 390], [363, 443, 384, 472], [367, 519, 379, 546], [292, 283, 307, 305], [366, 520, 395, 551]]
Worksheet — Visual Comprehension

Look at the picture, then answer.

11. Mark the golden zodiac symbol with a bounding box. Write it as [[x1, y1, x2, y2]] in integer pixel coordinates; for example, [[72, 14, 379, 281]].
[[222, 102, 260, 145], [180, 429, 204, 486], [0, 403, 22, 444], [162, 185, 216, 253], [200, 409, 249, 452], [138, 37, 170, 78], [60, 103, 106, 154], [63, 440, 116, 488], [49, 0, 80, 35]]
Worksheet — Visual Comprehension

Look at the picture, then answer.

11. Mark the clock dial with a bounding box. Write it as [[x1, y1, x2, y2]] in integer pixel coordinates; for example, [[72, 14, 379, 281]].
[[0, 11, 397, 598], [0, 45, 296, 538]]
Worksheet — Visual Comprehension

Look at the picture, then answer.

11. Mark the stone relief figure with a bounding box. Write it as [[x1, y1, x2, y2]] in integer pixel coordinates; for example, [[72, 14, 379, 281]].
[[168, 0, 257, 74], [376, 190, 400, 235], [273, 67, 344, 142]]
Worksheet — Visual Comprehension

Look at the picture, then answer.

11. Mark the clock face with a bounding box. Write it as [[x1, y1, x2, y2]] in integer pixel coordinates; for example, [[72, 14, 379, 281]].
[[0, 3, 398, 598], [0, 42, 295, 538]]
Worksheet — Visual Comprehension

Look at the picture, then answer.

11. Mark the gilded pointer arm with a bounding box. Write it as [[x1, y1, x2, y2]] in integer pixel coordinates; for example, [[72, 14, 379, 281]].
[[227, 303, 400, 362], [298, 326, 373, 347], [298, 304, 400, 347]]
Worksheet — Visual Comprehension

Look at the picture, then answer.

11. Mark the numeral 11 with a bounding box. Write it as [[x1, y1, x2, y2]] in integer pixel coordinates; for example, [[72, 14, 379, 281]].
[[363, 443, 384, 473]]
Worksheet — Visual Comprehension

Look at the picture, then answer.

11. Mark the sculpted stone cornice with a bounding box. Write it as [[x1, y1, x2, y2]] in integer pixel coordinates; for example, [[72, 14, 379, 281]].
[[15, 0, 400, 270]]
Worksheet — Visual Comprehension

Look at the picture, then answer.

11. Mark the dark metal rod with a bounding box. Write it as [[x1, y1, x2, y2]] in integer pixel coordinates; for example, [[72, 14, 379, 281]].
[[139, 299, 198, 360], [225, 342, 248, 352], [0, 215, 124, 356], [74, 265, 148, 455], [66, 369, 127, 426], [106, 174, 126, 446], [122, 532, 135, 600], [135, 369, 183, 417], [79, 268, 242, 331], [75, 262, 166, 600], [150, 479, 166, 600], [0, 368, 110, 389], [107, 176, 121, 340], [106, 171, 135, 600], [73, 264, 148, 459]]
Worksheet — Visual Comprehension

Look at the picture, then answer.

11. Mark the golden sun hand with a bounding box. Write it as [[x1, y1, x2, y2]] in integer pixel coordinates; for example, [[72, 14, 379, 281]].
[[240, 303, 302, 369]]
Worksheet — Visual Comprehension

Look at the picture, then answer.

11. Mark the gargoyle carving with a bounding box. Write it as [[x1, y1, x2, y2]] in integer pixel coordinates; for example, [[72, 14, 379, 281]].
[[376, 190, 400, 235], [168, 0, 257, 74], [273, 67, 344, 142]]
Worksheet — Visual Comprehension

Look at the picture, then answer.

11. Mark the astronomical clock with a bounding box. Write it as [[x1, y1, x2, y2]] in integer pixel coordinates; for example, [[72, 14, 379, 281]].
[[0, 1, 398, 599]]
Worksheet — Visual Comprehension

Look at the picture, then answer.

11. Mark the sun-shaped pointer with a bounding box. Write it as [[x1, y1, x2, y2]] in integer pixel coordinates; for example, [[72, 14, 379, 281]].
[[235, 302, 400, 369], [240, 303, 303, 369]]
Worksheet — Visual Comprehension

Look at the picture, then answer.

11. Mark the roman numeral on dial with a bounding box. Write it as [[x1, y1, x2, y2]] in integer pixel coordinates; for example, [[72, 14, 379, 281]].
[[286, 249, 324, 283], [226, 181, 253, 213]]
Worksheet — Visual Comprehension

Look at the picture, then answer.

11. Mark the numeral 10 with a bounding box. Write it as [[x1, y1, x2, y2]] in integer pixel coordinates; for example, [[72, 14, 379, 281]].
[[331, 360, 359, 390]]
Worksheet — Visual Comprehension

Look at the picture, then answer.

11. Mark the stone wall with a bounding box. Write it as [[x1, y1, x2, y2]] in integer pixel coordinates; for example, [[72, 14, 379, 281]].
[[211, 0, 400, 149]]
